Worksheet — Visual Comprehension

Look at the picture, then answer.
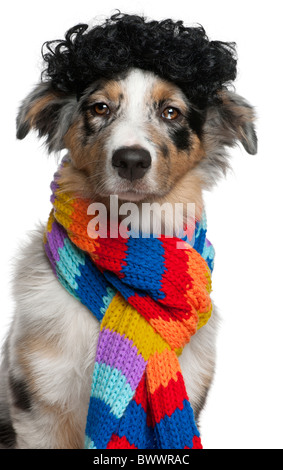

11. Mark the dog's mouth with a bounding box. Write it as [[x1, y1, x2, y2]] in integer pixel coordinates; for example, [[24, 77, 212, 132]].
[[116, 191, 148, 202], [99, 188, 153, 202], [99, 177, 160, 202]]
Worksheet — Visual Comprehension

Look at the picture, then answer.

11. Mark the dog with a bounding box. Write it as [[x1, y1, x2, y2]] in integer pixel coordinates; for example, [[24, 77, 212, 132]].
[[0, 13, 257, 448]]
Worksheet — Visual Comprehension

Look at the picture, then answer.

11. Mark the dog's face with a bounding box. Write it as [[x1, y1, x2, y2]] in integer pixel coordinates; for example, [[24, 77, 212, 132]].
[[17, 67, 257, 219], [64, 68, 206, 203]]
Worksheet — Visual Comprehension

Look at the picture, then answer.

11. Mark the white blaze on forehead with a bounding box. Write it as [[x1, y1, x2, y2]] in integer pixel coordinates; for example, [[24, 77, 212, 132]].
[[122, 68, 155, 124], [107, 68, 157, 156]]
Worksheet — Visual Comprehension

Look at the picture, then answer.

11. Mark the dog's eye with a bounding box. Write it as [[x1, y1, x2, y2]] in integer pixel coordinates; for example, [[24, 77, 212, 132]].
[[161, 107, 180, 120], [91, 103, 110, 116]]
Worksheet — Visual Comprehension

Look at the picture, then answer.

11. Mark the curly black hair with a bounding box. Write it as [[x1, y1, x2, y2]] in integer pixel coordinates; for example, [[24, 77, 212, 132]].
[[42, 12, 237, 108]]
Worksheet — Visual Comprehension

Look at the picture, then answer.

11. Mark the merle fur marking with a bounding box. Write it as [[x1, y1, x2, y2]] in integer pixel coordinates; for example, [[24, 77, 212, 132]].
[[0, 415, 16, 449], [160, 143, 169, 158], [9, 376, 32, 412], [169, 126, 191, 151]]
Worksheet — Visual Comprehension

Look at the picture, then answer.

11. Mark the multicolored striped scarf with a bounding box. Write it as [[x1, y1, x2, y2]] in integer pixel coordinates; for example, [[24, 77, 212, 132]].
[[44, 159, 215, 449]]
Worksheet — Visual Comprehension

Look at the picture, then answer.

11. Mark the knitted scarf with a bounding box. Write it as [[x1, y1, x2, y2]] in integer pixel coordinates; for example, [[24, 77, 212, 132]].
[[44, 159, 215, 449]]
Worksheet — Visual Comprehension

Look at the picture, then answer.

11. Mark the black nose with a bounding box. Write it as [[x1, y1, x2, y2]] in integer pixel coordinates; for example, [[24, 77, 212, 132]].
[[112, 147, 151, 181]]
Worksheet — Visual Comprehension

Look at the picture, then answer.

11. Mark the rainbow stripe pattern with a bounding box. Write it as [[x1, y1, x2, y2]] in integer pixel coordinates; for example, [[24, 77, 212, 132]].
[[44, 159, 215, 449]]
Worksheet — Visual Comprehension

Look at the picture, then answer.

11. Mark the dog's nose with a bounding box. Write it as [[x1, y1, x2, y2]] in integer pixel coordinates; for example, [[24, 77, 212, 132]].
[[112, 147, 151, 181]]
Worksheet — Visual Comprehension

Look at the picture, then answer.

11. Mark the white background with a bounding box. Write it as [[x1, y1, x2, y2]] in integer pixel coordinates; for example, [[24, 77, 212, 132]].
[[1, 0, 282, 449]]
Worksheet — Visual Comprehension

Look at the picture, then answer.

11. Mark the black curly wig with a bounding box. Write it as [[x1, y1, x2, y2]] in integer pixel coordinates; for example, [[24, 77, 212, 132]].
[[42, 12, 237, 108]]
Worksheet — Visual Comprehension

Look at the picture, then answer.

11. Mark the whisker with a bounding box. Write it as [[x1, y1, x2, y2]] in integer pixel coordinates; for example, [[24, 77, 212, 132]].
[[84, 169, 109, 179], [77, 159, 101, 169]]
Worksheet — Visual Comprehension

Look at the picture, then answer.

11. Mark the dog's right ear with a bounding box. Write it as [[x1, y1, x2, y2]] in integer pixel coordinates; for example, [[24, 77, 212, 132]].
[[16, 82, 77, 153]]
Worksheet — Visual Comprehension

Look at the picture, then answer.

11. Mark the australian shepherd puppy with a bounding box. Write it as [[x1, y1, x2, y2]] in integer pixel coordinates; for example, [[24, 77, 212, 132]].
[[0, 13, 257, 448]]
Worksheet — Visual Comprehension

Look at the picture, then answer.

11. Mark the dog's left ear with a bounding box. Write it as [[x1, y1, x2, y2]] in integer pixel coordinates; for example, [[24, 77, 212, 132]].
[[16, 82, 77, 153], [204, 90, 258, 156]]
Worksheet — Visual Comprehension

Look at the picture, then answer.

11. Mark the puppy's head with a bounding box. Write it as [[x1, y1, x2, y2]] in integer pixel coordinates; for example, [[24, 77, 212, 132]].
[[16, 13, 257, 220]]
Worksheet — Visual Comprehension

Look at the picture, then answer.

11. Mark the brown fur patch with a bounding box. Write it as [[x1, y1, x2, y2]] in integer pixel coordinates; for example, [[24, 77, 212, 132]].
[[150, 80, 188, 114], [88, 79, 124, 106], [64, 119, 113, 200], [220, 90, 256, 123], [219, 89, 257, 149], [157, 168, 204, 221], [190, 134, 205, 165], [64, 122, 82, 156], [26, 93, 58, 127], [58, 163, 93, 198]]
